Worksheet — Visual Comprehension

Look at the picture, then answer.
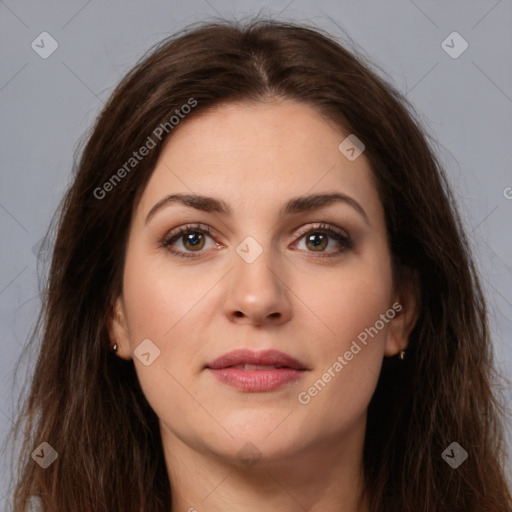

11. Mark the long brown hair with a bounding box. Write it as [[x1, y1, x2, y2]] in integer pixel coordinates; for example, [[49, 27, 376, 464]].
[[8, 17, 511, 511]]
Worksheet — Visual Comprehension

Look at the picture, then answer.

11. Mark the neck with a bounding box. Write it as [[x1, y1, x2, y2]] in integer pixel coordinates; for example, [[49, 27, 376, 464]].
[[161, 416, 370, 512]]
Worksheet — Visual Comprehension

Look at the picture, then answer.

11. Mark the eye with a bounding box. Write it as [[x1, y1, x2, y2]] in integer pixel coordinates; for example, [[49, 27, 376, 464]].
[[292, 223, 353, 258], [161, 222, 353, 259], [160, 223, 219, 259]]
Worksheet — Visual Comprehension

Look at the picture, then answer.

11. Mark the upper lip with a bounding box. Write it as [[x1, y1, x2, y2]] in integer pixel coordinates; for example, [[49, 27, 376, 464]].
[[205, 349, 308, 370]]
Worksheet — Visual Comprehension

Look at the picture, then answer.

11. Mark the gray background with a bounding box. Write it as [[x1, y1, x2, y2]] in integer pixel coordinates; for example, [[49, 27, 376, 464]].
[[1, 0, 511, 505]]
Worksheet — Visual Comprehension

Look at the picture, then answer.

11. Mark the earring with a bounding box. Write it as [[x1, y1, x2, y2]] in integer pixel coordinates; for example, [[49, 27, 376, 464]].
[[399, 350, 405, 360], [112, 343, 118, 352]]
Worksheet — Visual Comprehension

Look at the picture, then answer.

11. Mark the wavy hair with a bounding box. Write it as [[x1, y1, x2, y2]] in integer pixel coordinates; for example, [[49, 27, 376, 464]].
[[8, 17, 511, 511]]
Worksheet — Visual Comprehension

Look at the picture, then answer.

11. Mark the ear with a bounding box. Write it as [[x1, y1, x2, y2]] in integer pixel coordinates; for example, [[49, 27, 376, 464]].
[[106, 296, 132, 360], [384, 269, 420, 357]]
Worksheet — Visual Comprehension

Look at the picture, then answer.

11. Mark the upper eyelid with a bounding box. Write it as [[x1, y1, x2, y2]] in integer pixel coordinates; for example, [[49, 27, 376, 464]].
[[164, 223, 214, 239], [294, 223, 348, 238]]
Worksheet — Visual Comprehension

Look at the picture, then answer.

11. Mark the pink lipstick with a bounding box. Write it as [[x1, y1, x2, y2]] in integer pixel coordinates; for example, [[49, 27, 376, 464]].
[[205, 349, 308, 392]]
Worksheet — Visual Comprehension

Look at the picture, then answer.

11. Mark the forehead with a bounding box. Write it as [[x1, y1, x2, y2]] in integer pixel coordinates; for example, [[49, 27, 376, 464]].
[[136, 100, 383, 224]]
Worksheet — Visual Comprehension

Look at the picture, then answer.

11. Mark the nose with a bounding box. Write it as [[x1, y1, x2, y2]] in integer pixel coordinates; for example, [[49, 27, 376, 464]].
[[222, 243, 293, 326]]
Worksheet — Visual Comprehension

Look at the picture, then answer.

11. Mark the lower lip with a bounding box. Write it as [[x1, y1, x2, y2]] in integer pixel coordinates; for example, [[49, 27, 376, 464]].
[[206, 368, 305, 392]]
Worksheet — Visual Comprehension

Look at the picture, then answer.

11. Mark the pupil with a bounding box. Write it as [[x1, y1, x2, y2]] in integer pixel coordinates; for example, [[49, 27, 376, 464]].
[[186, 233, 202, 247], [308, 233, 326, 250]]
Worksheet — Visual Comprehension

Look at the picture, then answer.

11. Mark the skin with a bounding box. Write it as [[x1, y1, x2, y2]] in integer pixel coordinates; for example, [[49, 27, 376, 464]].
[[108, 99, 418, 512]]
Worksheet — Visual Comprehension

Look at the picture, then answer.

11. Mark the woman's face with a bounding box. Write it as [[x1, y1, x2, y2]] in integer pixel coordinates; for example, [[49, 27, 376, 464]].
[[109, 99, 413, 469]]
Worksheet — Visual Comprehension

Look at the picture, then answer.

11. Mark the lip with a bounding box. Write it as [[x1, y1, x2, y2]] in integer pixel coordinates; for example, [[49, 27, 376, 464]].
[[206, 349, 307, 370], [205, 349, 309, 392]]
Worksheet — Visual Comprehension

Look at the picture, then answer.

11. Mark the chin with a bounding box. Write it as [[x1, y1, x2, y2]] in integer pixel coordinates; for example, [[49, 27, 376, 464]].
[[213, 436, 308, 470], [201, 415, 312, 465]]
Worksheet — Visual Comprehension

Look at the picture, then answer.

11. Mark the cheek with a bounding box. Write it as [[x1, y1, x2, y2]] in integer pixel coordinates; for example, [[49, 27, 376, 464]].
[[121, 241, 211, 341], [292, 248, 393, 420], [294, 296, 390, 439], [120, 245, 211, 386], [120, 251, 210, 430], [295, 250, 393, 354]]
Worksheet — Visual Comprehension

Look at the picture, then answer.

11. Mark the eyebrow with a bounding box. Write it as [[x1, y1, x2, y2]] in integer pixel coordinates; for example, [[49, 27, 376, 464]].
[[145, 192, 369, 225]]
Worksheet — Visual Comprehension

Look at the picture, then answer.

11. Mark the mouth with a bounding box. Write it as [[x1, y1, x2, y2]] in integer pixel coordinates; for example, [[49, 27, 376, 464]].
[[205, 349, 309, 392]]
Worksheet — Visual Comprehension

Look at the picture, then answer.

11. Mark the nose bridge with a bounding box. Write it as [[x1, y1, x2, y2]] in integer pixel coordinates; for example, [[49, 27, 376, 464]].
[[223, 232, 292, 324]]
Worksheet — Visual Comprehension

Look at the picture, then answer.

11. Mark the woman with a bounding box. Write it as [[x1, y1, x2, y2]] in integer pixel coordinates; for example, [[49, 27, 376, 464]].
[[9, 18, 511, 511]]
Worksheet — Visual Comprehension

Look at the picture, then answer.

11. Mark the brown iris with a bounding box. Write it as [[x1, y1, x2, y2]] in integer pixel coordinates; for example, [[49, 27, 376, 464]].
[[182, 232, 205, 251], [305, 232, 328, 251]]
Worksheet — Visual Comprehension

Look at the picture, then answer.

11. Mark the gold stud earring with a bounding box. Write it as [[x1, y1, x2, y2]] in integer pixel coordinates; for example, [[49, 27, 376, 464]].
[[399, 350, 405, 360], [112, 343, 118, 352]]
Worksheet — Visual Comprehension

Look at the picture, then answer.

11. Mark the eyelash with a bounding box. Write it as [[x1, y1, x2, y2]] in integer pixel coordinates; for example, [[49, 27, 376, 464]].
[[160, 223, 353, 259]]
